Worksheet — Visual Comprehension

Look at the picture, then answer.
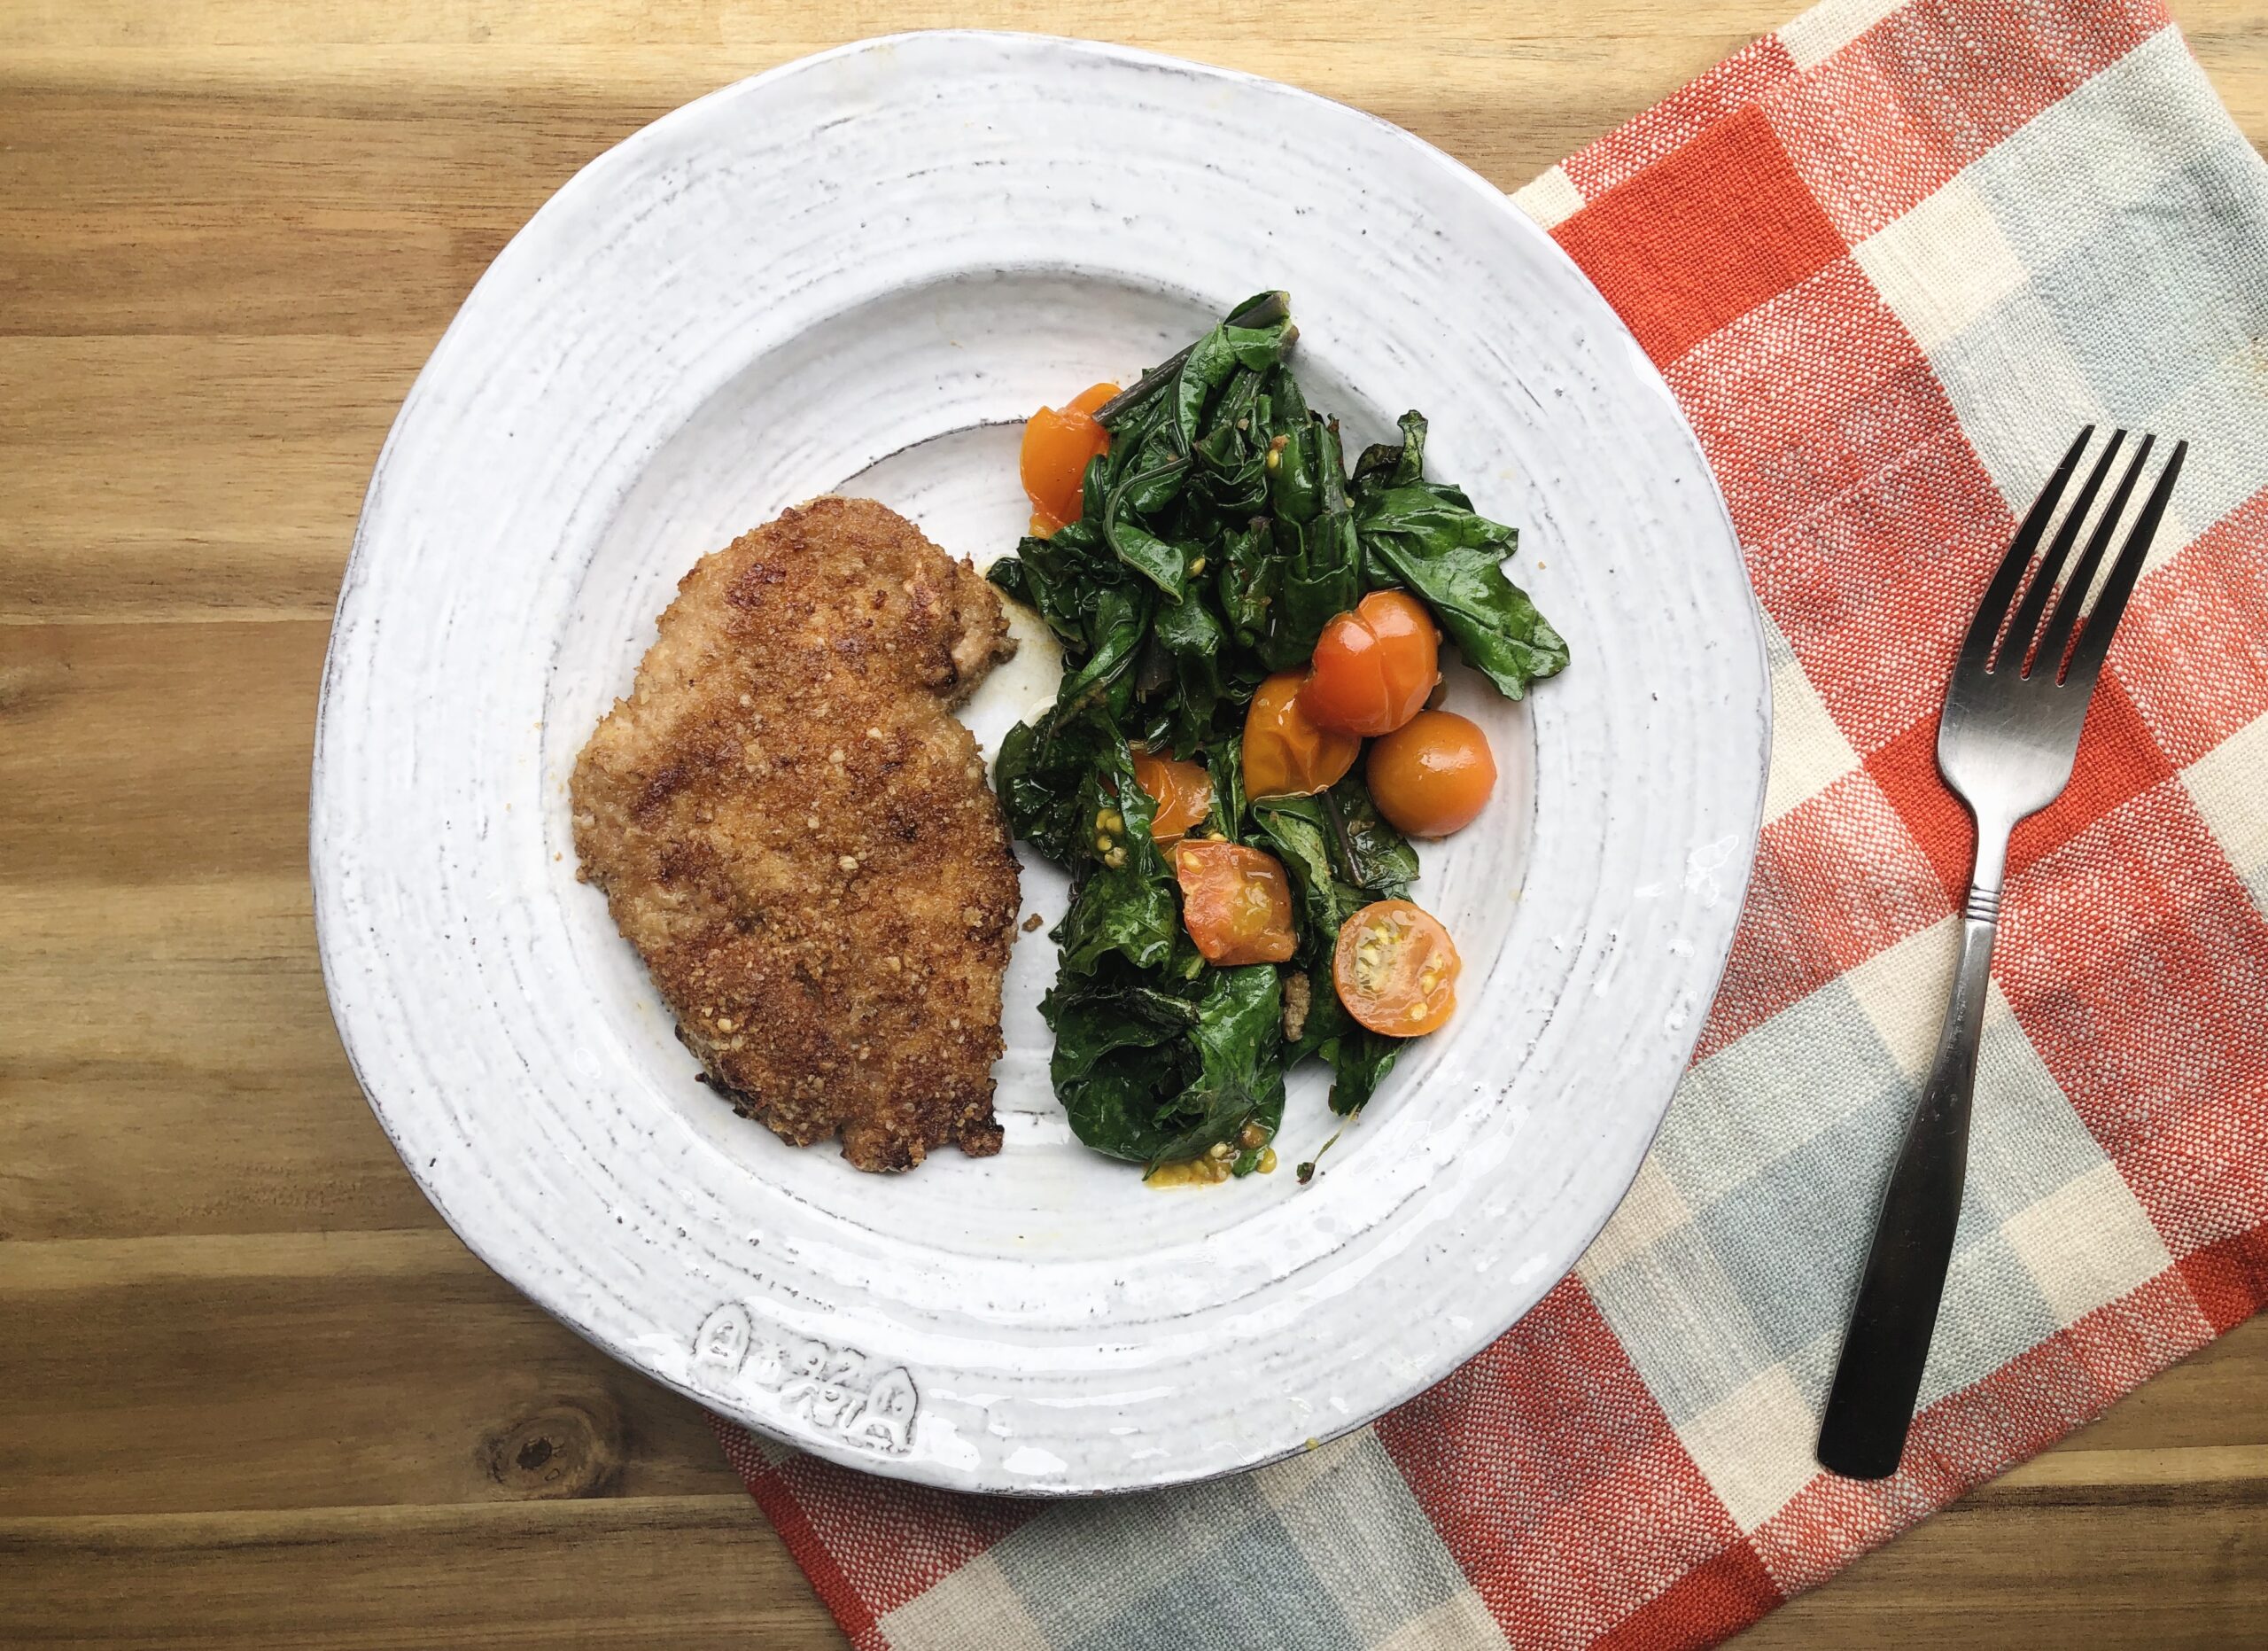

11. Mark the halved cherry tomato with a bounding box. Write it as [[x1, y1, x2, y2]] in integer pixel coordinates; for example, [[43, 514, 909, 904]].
[[1333, 899, 1460, 1035], [1130, 749, 1213, 843], [1020, 382, 1120, 533], [1299, 590, 1441, 736], [1367, 710, 1497, 837], [1175, 840, 1298, 965], [1241, 670, 1360, 799]]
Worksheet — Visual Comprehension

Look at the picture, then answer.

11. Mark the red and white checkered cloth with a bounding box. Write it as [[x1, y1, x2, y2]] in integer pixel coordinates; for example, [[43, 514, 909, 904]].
[[718, 1, 2268, 1643]]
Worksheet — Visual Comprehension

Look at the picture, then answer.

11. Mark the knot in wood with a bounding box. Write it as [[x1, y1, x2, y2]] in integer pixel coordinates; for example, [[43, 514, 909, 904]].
[[484, 1399, 620, 1499]]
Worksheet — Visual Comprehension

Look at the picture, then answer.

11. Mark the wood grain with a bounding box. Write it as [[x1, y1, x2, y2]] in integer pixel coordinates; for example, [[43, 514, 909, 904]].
[[1, 2, 2261, 1647]]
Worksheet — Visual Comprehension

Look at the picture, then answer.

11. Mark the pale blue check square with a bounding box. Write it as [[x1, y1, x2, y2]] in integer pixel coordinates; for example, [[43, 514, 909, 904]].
[[1584, 1213, 1783, 1426], [1961, 1013, 2115, 1227], [2021, 140, 2268, 420], [992, 1473, 1280, 1634], [1917, 1225, 2063, 1406], [1066, 1507, 1362, 1651], [1655, 977, 1912, 1209]]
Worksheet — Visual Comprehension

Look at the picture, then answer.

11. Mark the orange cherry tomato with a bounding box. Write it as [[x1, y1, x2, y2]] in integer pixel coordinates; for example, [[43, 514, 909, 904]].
[[1367, 710, 1498, 837], [1130, 749, 1214, 843], [1333, 899, 1460, 1036], [1241, 670, 1360, 800], [1299, 590, 1441, 736], [1175, 840, 1299, 965], [1020, 382, 1120, 533]]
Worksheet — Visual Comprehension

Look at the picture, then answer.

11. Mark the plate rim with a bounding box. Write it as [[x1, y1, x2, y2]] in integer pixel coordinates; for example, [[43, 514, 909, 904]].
[[313, 27, 1772, 1496]]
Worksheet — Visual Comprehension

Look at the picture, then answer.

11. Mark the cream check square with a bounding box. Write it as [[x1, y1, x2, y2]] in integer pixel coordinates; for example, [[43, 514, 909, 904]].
[[1853, 175, 2030, 354], [1925, 287, 2113, 515], [2004, 1159, 2175, 1325], [2182, 712, 2268, 883], [1251, 1428, 1379, 1509], [1577, 1154, 1692, 1282], [1763, 647, 1862, 825], [1674, 1362, 1821, 1530], [880, 1551, 1054, 1651], [2136, 500, 2201, 582], [1845, 916, 2018, 1083], [1778, 0, 1907, 69], [1513, 164, 1585, 231]]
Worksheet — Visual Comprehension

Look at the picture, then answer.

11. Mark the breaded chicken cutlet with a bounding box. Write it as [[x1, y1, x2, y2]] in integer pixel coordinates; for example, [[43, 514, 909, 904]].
[[571, 496, 1021, 1172]]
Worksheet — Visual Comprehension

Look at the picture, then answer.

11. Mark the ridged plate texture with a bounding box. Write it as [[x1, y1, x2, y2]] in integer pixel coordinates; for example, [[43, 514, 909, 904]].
[[313, 31, 1770, 1495]]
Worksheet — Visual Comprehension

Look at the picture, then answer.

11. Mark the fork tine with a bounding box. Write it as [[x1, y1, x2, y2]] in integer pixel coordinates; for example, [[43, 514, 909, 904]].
[[2063, 440, 2187, 686], [2038, 433, 2153, 674], [1958, 426, 2092, 675], [2008, 430, 2124, 674]]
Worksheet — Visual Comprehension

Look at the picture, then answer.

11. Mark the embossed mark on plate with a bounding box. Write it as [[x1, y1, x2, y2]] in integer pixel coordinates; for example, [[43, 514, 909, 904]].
[[693, 1302, 919, 1453]]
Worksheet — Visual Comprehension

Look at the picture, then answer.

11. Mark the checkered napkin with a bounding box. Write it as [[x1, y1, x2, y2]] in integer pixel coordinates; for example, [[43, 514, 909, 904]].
[[717, 1, 2268, 1643]]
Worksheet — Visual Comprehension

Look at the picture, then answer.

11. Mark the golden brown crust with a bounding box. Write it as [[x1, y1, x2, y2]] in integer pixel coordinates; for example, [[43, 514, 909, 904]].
[[569, 496, 1020, 1172]]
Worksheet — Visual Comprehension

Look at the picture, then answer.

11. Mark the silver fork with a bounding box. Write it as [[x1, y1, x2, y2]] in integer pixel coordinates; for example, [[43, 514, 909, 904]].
[[1816, 426, 2187, 1481]]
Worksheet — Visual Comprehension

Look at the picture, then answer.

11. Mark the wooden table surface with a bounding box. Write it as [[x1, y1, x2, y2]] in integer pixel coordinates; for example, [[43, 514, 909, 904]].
[[4, 4, 2264, 1646]]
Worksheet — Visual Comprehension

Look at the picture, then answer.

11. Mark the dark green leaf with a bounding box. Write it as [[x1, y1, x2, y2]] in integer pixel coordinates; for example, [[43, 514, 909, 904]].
[[1049, 584, 1151, 726], [1046, 960, 1282, 1166], [1351, 409, 1429, 496], [1263, 501, 1361, 670], [1102, 459, 1192, 601], [1045, 970, 1195, 1164], [1259, 416, 1361, 668], [989, 521, 1131, 659], [1191, 370, 1270, 518], [1254, 797, 1367, 946], [1052, 737, 1183, 977], [993, 709, 1111, 865], [1285, 960, 1348, 1064], [1216, 518, 1278, 651], [1174, 301, 1294, 451], [1323, 772, 1419, 897], [1325, 1027, 1400, 1116], [1107, 517, 1191, 603], [1357, 484, 1569, 698], [1266, 410, 1322, 527], [986, 555, 1037, 613], [1153, 593, 1227, 752], [1147, 963, 1285, 1164], [1202, 734, 1247, 842]]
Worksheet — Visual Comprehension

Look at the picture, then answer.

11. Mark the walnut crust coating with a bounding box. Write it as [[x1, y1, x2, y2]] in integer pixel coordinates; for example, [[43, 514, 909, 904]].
[[570, 497, 1021, 1172]]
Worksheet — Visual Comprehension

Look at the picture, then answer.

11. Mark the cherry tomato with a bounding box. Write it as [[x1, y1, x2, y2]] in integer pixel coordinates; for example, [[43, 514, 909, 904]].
[[1299, 590, 1441, 736], [1367, 710, 1497, 837], [1241, 670, 1360, 799], [1130, 749, 1214, 843], [1333, 899, 1460, 1035], [1175, 840, 1299, 965], [1020, 382, 1119, 533]]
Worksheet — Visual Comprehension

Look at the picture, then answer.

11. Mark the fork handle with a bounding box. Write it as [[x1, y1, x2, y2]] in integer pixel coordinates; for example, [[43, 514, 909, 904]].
[[1816, 878, 2001, 1480]]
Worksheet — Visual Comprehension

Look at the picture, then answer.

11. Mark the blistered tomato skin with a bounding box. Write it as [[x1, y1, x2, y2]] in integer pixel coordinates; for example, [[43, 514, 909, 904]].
[[1299, 590, 1440, 736], [1241, 671, 1361, 799], [1175, 840, 1298, 965], [1020, 382, 1120, 533], [1332, 899, 1461, 1035], [1130, 750, 1213, 843], [1367, 710, 1497, 837]]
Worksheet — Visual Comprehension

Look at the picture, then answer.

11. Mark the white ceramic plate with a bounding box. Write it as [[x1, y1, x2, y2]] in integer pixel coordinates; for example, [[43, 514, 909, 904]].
[[315, 31, 1767, 1495]]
